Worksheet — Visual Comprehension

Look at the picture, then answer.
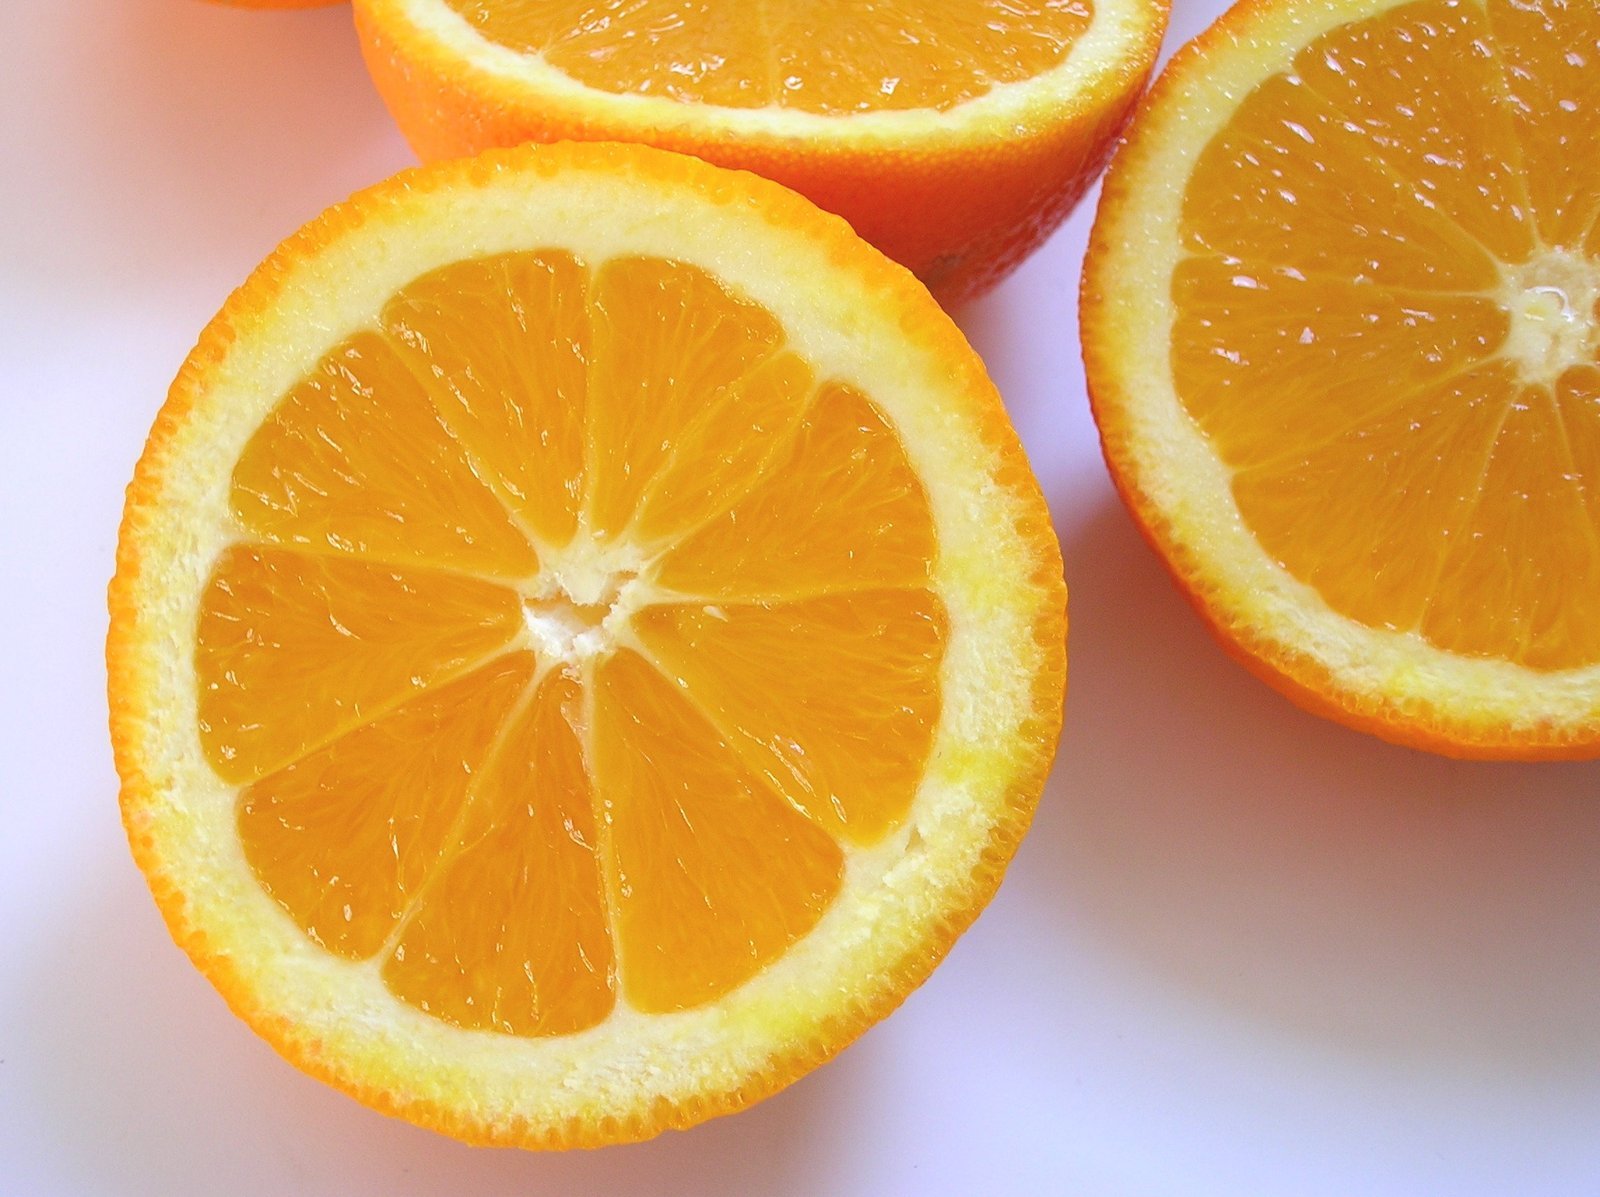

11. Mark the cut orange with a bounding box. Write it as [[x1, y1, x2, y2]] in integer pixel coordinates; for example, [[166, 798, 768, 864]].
[[1083, 0, 1600, 757], [350, 0, 1169, 304], [109, 142, 1066, 1147]]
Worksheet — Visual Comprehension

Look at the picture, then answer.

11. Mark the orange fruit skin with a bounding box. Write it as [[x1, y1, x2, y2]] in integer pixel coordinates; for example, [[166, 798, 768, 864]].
[[109, 142, 1069, 1147], [1081, 0, 1599, 763], [351, 0, 1169, 305]]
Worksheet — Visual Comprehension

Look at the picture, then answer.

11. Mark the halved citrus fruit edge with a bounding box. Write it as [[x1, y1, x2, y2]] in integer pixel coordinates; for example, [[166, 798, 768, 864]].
[[354, 0, 1168, 150], [1082, 0, 1600, 758], [108, 142, 1067, 1146]]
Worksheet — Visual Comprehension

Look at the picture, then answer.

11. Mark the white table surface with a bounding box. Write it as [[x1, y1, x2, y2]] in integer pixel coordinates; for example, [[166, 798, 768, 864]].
[[4, 2, 1599, 1193]]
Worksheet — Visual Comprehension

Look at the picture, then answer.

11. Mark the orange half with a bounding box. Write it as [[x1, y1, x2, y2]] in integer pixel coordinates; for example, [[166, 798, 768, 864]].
[[109, 142, 1066, 1146], [1084, 0, 1600, 756], [351, 0, 1169, 303]]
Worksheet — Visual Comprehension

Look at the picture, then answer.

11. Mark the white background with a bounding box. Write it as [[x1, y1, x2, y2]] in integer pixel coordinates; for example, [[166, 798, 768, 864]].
[[3, 2, 1599, 1193]]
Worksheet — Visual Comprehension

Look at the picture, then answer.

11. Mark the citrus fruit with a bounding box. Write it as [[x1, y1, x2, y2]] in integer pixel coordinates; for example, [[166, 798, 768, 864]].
[[1083, 0, 1600, 758], [108, 142, 1067, 1147], [349, 0, 1170, 305]]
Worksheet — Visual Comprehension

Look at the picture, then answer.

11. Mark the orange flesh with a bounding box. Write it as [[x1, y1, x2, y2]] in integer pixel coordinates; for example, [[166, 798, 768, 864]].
[[1173, 0, 1600, 669], [439, 0, 1092, 115], [195, 251, 947, 1034]]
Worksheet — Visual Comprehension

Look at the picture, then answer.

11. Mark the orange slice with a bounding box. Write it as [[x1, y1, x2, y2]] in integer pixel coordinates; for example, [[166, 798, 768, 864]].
[[1083, 0, 1600, 757], [109, 142, 1066, 1147], [350, 0, 1170, 304]]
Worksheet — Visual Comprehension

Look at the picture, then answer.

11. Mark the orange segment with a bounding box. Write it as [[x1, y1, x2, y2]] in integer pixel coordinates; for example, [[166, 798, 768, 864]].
[[445, 0, 1093, 114], [1289, 0, 1535, 263], [237, 654, 535, 958], [1420, 384, 1600, 668], [1559, 365, 1600, 534], [1172, 256, 1508, 468], [196, 547, 523, 782], [383, 251, 590, 548], [1487, 0, 1600, 250], [231, 331, 539, 576], [631, 352, 816, 545], [1180, 73, 1497, 289], [657, 383, 938, 598], [384, 669, 616, 1036], [1229, 362, 1517, 633], [593, 650, 844, 1013], [633, 591, 946, 844], [748, 0, 1091, 113], [584, 257, 796, 541]]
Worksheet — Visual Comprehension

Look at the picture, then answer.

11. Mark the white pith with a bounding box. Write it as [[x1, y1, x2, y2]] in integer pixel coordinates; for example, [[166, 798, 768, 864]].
[[517, 538, 649, 667], [1498, 249, 1600, 388]]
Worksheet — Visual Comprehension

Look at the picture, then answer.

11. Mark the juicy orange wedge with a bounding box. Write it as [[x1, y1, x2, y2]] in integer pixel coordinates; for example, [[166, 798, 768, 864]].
[[1084, 0, 1600, 756], [110, 143, 1066, 1146]]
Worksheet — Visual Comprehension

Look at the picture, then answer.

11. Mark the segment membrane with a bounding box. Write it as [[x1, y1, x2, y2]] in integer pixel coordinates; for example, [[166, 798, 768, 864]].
[[1487, 0, 1600, 250], [384, 670, 617, 1036], [584, 256, 797, 540], [383, 251, 590, 548], [197, 547, 523, 782], [1180, 72, 1497, 290], [633, 590, 946, 844], [231, 331, 539, 577], [443, 0, 1092, 114], [1422, 384, 1600, 667], [237, 654, 534, 958], [656, 383, 938, 598], [1173, 256, 1507, 470], [631, 351, 815, 544], [1290, 0, 1535, 263], [593, 650, 844, 1012], [1557, 365, 1600, 526]]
